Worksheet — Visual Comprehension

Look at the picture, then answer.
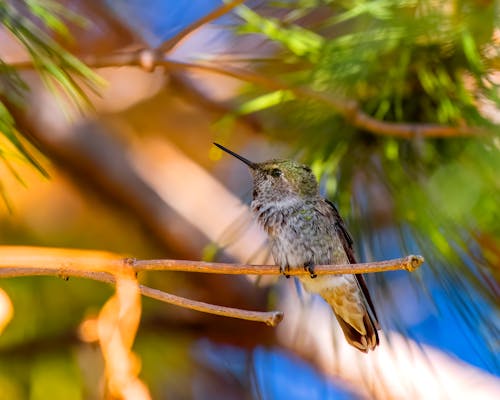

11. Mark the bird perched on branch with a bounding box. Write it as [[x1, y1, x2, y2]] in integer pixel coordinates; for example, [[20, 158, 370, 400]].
[[214, 143, 379, 352]]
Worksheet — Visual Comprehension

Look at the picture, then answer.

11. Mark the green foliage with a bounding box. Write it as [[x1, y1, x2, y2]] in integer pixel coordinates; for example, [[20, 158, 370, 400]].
[[0, 277, 112, 399], [236, 90, 295, 115], [238, 0, 498, 127], [236, 5, 324, 61], [0, 0, 103, 179]]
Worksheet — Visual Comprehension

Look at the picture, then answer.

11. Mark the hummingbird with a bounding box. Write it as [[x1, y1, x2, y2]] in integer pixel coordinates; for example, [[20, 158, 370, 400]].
[[214, 143, 379, 352]]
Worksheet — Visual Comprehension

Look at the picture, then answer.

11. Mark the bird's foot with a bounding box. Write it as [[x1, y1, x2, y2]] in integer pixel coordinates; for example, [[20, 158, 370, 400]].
[[304, 261, 317, 279], [280, 265, 291, 279]]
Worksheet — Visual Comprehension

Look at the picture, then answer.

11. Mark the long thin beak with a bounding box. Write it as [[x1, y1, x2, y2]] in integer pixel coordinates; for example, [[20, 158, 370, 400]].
[[213, 142, 257, 169]]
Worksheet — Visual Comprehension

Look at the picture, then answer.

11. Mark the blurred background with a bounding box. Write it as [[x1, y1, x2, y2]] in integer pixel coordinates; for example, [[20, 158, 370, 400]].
[[0, 0, 499, 399]]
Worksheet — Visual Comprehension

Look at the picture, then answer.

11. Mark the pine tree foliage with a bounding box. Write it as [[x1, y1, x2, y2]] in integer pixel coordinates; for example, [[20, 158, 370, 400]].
[[0, 0, 102, 179]]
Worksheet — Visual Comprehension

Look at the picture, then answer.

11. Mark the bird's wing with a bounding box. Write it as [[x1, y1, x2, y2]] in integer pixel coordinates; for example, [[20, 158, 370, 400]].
[[325, 199, 380, 327]]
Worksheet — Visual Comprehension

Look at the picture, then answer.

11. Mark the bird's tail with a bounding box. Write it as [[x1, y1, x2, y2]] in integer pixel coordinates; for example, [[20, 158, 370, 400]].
[[322, 277, 379, 353], [333, 306, 379, 353]]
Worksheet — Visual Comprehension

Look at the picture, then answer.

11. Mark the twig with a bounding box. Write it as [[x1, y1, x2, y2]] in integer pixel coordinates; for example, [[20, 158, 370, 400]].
[[9, 54, 487, 138], [132, 255, 424, 274], [138, 284, 283, 326], [156, 0, 247, 53]]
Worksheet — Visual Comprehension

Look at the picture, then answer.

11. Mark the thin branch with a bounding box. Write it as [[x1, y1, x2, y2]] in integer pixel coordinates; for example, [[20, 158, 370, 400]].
[[137, 284, 283, 326], [9, 53, 489, 138], [132, 255, 424, 274], [156, 0, 247, 53]]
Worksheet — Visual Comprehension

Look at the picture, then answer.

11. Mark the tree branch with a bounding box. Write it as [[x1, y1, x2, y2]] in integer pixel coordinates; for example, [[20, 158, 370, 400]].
[[132, 254, 424, 274], [0, 246, 423, 327], [137, 283, 283, 326], [9, 53, 488, 138], [155, 0, 247, 53]]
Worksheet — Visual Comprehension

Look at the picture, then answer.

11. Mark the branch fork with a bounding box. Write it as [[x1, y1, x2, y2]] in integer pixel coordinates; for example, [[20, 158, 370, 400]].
[[0, 246, 423, 326]]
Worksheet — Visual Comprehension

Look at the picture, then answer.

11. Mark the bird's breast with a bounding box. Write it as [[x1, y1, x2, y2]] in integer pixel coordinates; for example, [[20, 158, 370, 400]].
[[251, 199, 348, 269]]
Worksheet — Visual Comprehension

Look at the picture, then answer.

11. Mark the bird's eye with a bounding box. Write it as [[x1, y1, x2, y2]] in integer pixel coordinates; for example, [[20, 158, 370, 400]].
[[270, 168, 282, 178], [302, 166, 312, 173]]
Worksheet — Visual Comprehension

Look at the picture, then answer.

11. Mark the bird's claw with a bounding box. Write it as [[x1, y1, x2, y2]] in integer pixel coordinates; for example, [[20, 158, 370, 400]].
[[280, 265, 291, 279], [304, 262, 317, 279]]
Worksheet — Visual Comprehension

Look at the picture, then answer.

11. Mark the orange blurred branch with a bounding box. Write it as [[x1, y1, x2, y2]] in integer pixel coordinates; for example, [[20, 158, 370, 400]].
[[98, 271, 151, 399], [0, 246, 423, 326], [0, 288, 13, 335]]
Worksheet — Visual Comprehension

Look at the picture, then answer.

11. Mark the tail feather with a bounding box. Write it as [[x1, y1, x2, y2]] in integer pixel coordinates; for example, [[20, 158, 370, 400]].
[[319, 276, 380, 352], [335, 309, 379, 353]]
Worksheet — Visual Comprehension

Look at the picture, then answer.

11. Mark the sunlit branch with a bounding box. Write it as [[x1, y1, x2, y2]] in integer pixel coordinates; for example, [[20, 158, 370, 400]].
[[0, 247, 423, 326], [9, 52, 487, 138], [137, 283, 283, 326], [132, 255, 424, 274]]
